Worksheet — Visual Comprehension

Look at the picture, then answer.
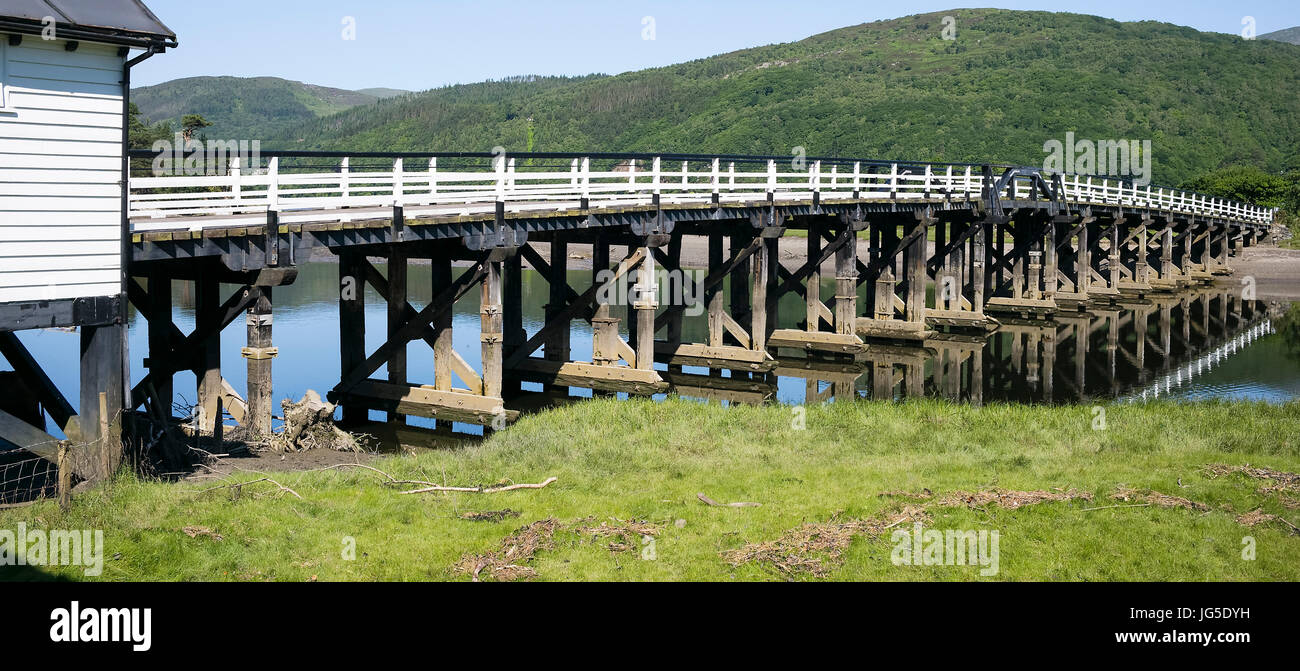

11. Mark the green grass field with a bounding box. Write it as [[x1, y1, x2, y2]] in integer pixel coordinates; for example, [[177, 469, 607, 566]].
[[3, 398, 1298, 581]]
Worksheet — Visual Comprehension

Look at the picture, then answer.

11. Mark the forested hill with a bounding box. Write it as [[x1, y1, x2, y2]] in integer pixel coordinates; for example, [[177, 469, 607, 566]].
[[131, 76, 409, 142], [270, 9, 1300, 186]]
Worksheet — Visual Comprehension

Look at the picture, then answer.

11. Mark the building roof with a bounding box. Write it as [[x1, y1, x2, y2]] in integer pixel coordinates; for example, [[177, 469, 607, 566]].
[[0, 0, 176, 49]]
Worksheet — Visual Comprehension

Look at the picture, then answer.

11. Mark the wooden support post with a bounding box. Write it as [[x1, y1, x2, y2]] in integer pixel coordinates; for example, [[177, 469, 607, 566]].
[[995, 221, 1007, 296], [874, 268, 895, 320], [749, 231, 769, 351], [867, 220, 882, 318], [806, 220, 822, 331], [904, 216, 928, 325], [339, 251, 366, 424], [730, 230, 752, 342], [545, 240, 570, 364], [1042, 218, 1058, 299], [503, 249, 524, 396], [591, 235, 617, 366], [387, 248, 408, 421], [57, 441, 71, 510], [835, 224, 858, 335], [972, 220, 987, 312], [481, 257, 504, 399], [707, 233, 725, 347], [934, 219, 949, 309], [195, 278, 221, 434], [1108, 220, 1121, 290], [1078, 221, 1092, 294], [146, 273, 172, 418], [633, 243, 658, 369], [245, 288, 274, 438], [665, 235, 683, 354], [79, 321, 125, 481], [1134, 222, 1150, 284], [432, 255, 454, 393], [1170, 223, 1180, 279], [949, 221, 967, 310], [763, 234, 779, 343]]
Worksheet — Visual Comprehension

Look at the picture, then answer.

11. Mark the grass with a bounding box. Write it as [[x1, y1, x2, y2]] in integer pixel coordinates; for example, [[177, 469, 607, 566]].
[[3, 398, 1299, 581]]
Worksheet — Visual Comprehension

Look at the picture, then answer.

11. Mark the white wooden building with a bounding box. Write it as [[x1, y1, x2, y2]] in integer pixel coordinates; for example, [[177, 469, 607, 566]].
[[0, 0, 174, 480]]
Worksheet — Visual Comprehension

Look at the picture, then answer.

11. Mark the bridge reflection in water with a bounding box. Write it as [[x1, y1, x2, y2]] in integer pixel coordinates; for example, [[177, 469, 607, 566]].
[[657, 288, 1279, 407]]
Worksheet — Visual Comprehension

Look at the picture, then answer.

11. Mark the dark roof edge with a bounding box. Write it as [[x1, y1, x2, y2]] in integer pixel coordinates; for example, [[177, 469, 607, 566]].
[[0, 17, 176, 49]]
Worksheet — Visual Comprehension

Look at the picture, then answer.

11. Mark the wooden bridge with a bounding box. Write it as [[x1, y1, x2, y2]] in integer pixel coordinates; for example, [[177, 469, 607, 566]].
[[121, 150, 1275, 440], [1, 1, 1279, 495]]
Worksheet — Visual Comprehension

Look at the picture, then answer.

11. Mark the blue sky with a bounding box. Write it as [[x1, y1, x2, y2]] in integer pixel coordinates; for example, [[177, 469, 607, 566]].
[[134, 0, 1300, 91]]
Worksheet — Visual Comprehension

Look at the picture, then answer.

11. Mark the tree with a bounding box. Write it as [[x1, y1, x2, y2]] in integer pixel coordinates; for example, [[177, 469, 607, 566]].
[[181, 114, 213, 141], [128, 102, 173, 149]]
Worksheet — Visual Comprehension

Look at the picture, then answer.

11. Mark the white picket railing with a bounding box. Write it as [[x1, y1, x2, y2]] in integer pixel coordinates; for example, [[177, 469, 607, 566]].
[[128, 155, 1277, 231]]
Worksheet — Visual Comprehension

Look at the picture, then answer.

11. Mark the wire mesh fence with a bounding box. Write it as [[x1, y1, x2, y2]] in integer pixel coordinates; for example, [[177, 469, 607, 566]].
[[0, 420, 123, 508]]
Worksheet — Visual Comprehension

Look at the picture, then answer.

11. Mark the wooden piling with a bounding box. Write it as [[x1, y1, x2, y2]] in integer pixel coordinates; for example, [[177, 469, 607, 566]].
[[339, 251, 367, 424], [432, 255, 454, 392], [387, 248, 408, 421], [481, 257, 504, 399], [195, 278, 221, 434], [835, 224, 858, 335], [634, 244, 657, 369], [729, 230, 752, 343], [545, 240, 571, 364], [707, 233, 725, 347], [246, 288, 274, 438], [145, 272, 172, 418], [79, 322, 125, 481], [806, 219, 822, 331], [591, 234, 616, 366]]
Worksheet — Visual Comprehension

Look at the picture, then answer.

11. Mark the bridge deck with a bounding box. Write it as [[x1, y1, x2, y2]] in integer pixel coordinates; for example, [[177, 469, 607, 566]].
[[128, 152, 1274, 264]]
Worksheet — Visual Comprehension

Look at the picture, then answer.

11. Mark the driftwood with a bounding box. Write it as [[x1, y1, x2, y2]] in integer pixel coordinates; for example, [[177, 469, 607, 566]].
[[400, 477, 557, 495], [697, 492, 761, 508], [271, 390, 360, 453]]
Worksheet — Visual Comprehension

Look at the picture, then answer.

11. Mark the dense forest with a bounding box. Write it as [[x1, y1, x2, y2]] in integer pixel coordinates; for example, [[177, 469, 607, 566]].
[[131, 76, 408, 141], [257, 9, 1300, 189]]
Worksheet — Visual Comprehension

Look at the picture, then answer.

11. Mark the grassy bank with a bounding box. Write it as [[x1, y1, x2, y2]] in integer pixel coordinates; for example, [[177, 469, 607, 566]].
[[3, 398, 1299, 581]]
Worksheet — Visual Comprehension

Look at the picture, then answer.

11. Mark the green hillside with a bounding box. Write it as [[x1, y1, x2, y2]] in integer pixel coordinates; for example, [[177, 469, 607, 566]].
[[271, 9, 1300, 186], [131, 76, 387, 142]]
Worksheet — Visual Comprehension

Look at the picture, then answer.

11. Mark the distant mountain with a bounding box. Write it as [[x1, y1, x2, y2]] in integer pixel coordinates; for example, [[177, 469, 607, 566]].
[[131, 76, 392, 142], [267, 9, 1300, 186], [355, 88, 412, 99], [1260, 27, 1300, 45]]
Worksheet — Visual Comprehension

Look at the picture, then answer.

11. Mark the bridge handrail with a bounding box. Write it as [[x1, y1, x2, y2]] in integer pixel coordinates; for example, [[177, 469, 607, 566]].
[[126, 150, 1277, 228]]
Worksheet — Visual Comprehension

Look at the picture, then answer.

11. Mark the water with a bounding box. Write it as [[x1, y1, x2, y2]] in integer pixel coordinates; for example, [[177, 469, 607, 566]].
[[10, 262, 1299, 440]]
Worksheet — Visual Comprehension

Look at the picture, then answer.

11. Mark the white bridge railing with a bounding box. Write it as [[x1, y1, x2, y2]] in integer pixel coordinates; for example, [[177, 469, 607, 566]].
[[128, 153, 1277, 230]]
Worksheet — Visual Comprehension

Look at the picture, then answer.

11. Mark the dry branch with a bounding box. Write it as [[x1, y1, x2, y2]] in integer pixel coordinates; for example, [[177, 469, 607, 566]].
[[697, 492, 761, 508], [401, 476, 557, 495]]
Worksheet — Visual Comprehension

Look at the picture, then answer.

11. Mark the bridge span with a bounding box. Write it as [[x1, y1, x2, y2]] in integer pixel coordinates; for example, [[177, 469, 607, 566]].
[[119, 150, 1275, 442]]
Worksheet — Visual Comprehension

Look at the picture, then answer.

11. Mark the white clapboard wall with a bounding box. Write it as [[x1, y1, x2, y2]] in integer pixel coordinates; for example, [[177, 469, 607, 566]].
[[0, 37, 124, 304]]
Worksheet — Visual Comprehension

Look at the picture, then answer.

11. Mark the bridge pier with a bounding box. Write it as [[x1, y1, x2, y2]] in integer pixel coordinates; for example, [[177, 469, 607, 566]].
[[765, 214, 866, 354], [857, 211, 932, 341], [926, 214, 998, 332], [244, 287, 275, 438], [986, 211, 1058, 319]]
